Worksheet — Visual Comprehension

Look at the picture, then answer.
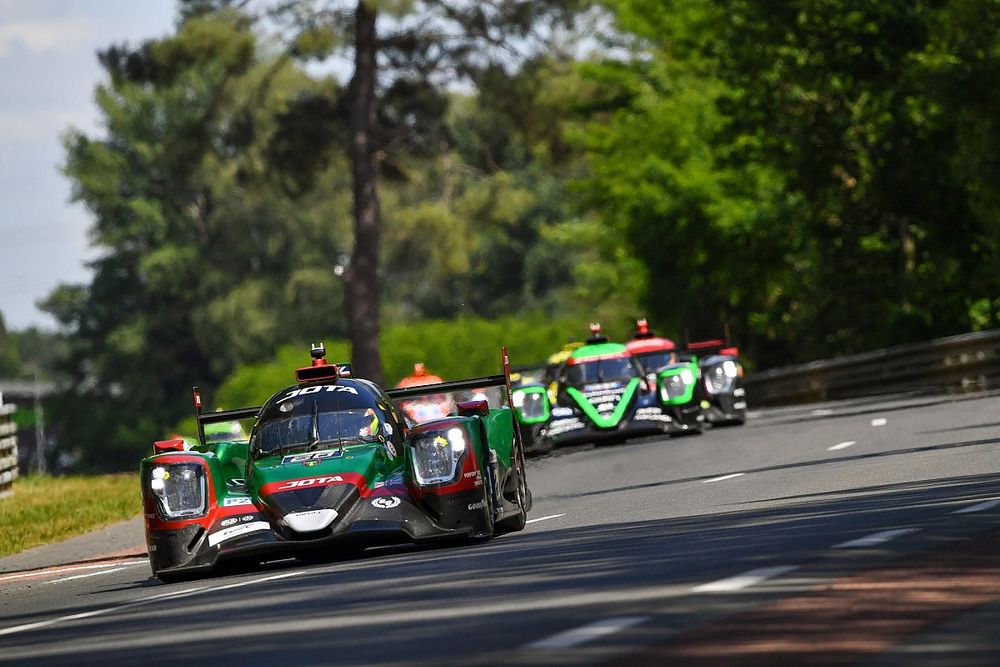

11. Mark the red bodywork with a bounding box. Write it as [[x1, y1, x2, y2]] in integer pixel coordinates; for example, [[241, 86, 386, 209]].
[[626, 337, 677, 355]]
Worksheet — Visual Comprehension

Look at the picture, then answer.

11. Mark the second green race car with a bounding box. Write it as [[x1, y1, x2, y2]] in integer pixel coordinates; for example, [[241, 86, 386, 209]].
[[512, 324, 702, 453]]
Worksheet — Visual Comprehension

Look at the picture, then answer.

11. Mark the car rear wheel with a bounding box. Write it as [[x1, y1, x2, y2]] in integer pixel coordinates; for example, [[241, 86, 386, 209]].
[[496, 449, 529, 533]]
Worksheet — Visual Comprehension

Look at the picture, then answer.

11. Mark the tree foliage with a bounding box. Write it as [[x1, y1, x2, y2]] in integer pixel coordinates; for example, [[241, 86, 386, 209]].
[[38, 0, 1000, 470], [578, 0, 1000, 364]]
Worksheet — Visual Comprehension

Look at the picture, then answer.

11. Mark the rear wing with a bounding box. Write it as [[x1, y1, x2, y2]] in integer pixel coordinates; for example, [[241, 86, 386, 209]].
[[683, 339, 740, 357], [386, 374, 507, 401], [192, 387, 259, 448], [386, 347, 525, 458]]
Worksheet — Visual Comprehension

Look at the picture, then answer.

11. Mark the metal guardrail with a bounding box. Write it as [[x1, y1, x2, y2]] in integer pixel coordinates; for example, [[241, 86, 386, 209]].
[[744, 329, 1000, 406], [0, 403, 17, 498]]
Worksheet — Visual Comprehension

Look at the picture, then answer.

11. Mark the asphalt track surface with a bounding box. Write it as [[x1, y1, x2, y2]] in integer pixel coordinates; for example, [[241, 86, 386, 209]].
[[1, 393, 998, 666]]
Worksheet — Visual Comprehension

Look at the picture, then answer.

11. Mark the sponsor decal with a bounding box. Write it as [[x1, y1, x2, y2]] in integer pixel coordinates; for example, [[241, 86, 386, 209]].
[[733, 401, 748, 410], [733, 388, 746, 397], [148, 544, 157, 552], [551, 406, 574, 417], [467, 500, 486, 511], [208, 521, 271, 547], [633, 407, 673, 423], [544, 418, 585, 436], [280, 385, 358, 402], [371, 496, 401, 509], [385, 440, 398, 458], [227, 478, 246, 488], [281, 449, 344, 465], [463, 470, 481, 480], [223, 497, 253, 507], [581, 382, 620, 392], [220, 515, 257, 528], [276, 475, 344, 491]]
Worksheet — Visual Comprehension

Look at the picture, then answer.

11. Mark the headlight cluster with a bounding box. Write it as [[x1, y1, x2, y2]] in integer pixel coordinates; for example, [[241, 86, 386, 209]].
[[704, 360, 739, 395], [148, 462, 207, 519], [411, 427, 467, 485], [659, 368, 695, 402], [515, 390, 547, 421]]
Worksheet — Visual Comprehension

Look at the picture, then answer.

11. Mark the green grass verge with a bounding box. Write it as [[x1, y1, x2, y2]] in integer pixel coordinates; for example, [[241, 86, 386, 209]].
[[0, 474, 140, 558]]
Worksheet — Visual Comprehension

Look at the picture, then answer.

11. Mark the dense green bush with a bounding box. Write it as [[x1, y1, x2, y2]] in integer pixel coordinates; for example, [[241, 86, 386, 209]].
[[207, 314, 627, 411]]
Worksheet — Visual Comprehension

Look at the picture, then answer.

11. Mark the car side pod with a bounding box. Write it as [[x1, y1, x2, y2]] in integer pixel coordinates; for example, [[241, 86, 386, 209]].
[[153, 438, 186, 454]]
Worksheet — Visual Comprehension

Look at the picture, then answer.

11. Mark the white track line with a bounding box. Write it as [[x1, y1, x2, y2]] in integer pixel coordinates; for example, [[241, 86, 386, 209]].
[[871, 418, 887, 427], [828, 440, 857, 451], [812, 409, 834, 416], [0, 570, 305, 637], [42, 567, 130, 585], [833, 528, 919, 549], [691, 565, 798, 593], [0, 559, 147, 584], [525, 616, 649, 649], [952, 499, 1000, 514], [526, 514, 565, 524], [703, 473, 745, 483]]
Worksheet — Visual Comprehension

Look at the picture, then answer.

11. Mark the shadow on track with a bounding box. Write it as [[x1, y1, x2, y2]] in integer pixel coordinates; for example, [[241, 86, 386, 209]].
[[6, 470, 999, 666]]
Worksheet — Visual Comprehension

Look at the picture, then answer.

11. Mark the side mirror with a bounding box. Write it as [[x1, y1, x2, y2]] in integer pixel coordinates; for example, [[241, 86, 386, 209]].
[[153, 438, 186, 454]]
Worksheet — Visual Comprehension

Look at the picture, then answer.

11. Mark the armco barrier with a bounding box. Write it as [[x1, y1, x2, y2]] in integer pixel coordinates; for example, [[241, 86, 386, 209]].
[[744, 329, 1000, 406], [0, 403, 17, 498]]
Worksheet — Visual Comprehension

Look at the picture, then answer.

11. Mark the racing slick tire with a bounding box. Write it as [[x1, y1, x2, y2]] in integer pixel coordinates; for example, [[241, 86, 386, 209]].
[[522, 424, 553, 456], [469, 464, 497, 542], [496, 449, 529, 533]]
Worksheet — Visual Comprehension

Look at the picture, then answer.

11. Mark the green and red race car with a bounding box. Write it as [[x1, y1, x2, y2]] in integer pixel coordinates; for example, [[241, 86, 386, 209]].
[[140, 344, 530, 582], [627, 319, 747, 426], [511, 324, 702, 453]]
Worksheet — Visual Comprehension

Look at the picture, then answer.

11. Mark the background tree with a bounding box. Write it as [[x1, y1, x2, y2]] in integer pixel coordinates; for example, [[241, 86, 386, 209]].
[[268, 0, 587, 383]]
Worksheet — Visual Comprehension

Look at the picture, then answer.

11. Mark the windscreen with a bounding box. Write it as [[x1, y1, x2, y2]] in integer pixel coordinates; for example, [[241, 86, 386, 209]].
[[253, 383, 387, 455], [563, 357, 636, 386], [635, 351, 678, 373]]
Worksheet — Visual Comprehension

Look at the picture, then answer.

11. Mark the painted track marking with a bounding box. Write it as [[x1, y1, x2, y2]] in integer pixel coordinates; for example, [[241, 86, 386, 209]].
[[703, 473, 744, 483], [828, 440, 857, 451], [692, 565, 798, 593], [42, 567, 130, 585], [952, 499, 1000, 514], [525, 616, 649, 649], [834, 528, 920, 549], [0, 570, 305, 637], [0, 559, 147, 584], [871, 418, 887, 427], [526, 513, 566, 524]]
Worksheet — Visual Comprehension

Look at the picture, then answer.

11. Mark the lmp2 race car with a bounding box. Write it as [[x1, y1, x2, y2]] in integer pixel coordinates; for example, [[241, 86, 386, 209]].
[[140, 344, 531, 582], [627, 319, 747, 426], [511, 324, 703, 453]]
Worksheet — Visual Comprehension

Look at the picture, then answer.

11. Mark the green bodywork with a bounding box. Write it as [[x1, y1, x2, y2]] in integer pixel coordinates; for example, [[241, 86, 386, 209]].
[[145, 407, 515, 508], [566, 377, 640, 428], [568, 341, 628, 360], [512, 386, 550, 425], [657, 358, 700, 406]]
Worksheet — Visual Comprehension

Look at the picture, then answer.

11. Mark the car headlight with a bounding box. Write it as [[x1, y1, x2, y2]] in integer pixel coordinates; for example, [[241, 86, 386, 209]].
[[704, 362, 737, 395], [660, 370, 694, 401], [411, 427, 467, 485], [148, 462, 207, 519], [512, 390, 526, 408], [517, 391, 547, 420]]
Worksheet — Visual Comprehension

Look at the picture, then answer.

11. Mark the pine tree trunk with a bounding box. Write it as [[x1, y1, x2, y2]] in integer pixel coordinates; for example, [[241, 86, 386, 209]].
[[344, 0, 384, 385]]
